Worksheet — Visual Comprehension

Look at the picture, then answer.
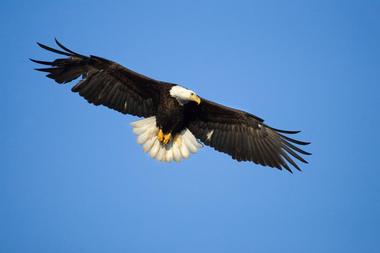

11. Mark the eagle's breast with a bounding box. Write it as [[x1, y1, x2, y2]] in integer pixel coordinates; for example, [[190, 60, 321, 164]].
[[156, 91, 186, 134]]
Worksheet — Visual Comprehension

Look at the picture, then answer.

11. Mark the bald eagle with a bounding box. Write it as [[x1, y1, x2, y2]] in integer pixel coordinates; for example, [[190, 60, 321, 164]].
[[31, 39, 310, 173]]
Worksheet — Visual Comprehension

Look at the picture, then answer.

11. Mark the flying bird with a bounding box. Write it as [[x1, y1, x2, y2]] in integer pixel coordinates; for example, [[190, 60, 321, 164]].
[[31, 39, 310, 173]]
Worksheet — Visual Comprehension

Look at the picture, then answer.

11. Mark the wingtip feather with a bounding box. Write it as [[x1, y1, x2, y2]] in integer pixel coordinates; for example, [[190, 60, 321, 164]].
[[30, 58, 55, 66], [270, 126, 301, 134], [54, 38, 82, 56], [36, 41, 71, 56], [34, 67, 53, 72]]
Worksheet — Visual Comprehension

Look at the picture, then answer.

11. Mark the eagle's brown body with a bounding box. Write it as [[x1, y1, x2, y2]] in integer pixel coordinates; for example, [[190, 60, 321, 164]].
[[156, 89, 186, 135]]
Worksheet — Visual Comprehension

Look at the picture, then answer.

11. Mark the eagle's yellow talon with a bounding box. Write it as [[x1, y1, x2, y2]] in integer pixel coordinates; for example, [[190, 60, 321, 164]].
[[163, 133, 172, 145], [157, 129, 172, 145], [157, 129, 164, 142]]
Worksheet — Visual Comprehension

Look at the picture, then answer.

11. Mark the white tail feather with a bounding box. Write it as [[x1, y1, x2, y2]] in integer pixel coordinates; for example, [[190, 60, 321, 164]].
[[131, 116, 202, 162]]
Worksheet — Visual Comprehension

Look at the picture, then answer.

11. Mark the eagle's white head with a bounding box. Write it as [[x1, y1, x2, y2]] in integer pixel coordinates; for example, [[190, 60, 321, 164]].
[[169, 86, 201, 106]]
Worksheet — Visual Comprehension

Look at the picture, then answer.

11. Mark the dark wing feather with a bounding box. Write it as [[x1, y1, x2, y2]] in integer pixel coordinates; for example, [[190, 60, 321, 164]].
[[185, 99, 311, 172], [31, 39, 171, 117]]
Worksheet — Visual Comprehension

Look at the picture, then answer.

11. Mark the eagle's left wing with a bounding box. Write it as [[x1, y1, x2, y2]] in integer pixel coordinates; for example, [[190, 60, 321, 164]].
[[185, 99, 311, 172], [31, 39, 171, 118]]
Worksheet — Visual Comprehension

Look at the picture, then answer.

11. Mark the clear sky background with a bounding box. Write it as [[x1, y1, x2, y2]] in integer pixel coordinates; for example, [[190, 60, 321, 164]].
[[1, 0, 379, 252]]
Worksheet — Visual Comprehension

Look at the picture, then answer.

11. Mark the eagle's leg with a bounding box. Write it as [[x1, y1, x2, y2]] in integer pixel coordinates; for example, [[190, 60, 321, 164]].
[[163, 132, 172, 145], [157, 129, 164, 143], [157, 129, 172, 145]]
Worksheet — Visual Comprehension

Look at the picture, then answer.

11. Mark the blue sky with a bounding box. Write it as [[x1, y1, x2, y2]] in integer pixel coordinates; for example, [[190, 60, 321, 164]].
[[1, 0, 379, 252]]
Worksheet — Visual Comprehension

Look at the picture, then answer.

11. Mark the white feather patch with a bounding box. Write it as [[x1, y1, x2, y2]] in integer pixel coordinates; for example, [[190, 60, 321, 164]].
[[206, 130, 214, 141], [131, 116, 202, 162]]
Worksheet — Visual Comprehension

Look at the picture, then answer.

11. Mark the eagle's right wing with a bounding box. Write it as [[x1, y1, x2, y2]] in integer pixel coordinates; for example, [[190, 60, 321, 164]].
[[31, 39, 172, 118], [185, 99, 311, 172]]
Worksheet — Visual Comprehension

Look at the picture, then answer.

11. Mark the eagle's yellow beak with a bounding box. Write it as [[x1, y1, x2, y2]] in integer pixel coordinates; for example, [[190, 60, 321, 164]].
[[190, 94, 201, 105]]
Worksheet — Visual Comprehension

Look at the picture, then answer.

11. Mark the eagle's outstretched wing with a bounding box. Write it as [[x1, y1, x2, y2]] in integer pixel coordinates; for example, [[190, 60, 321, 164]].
[[185, 99, 311, 172], [31, 39, 171, 117]]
